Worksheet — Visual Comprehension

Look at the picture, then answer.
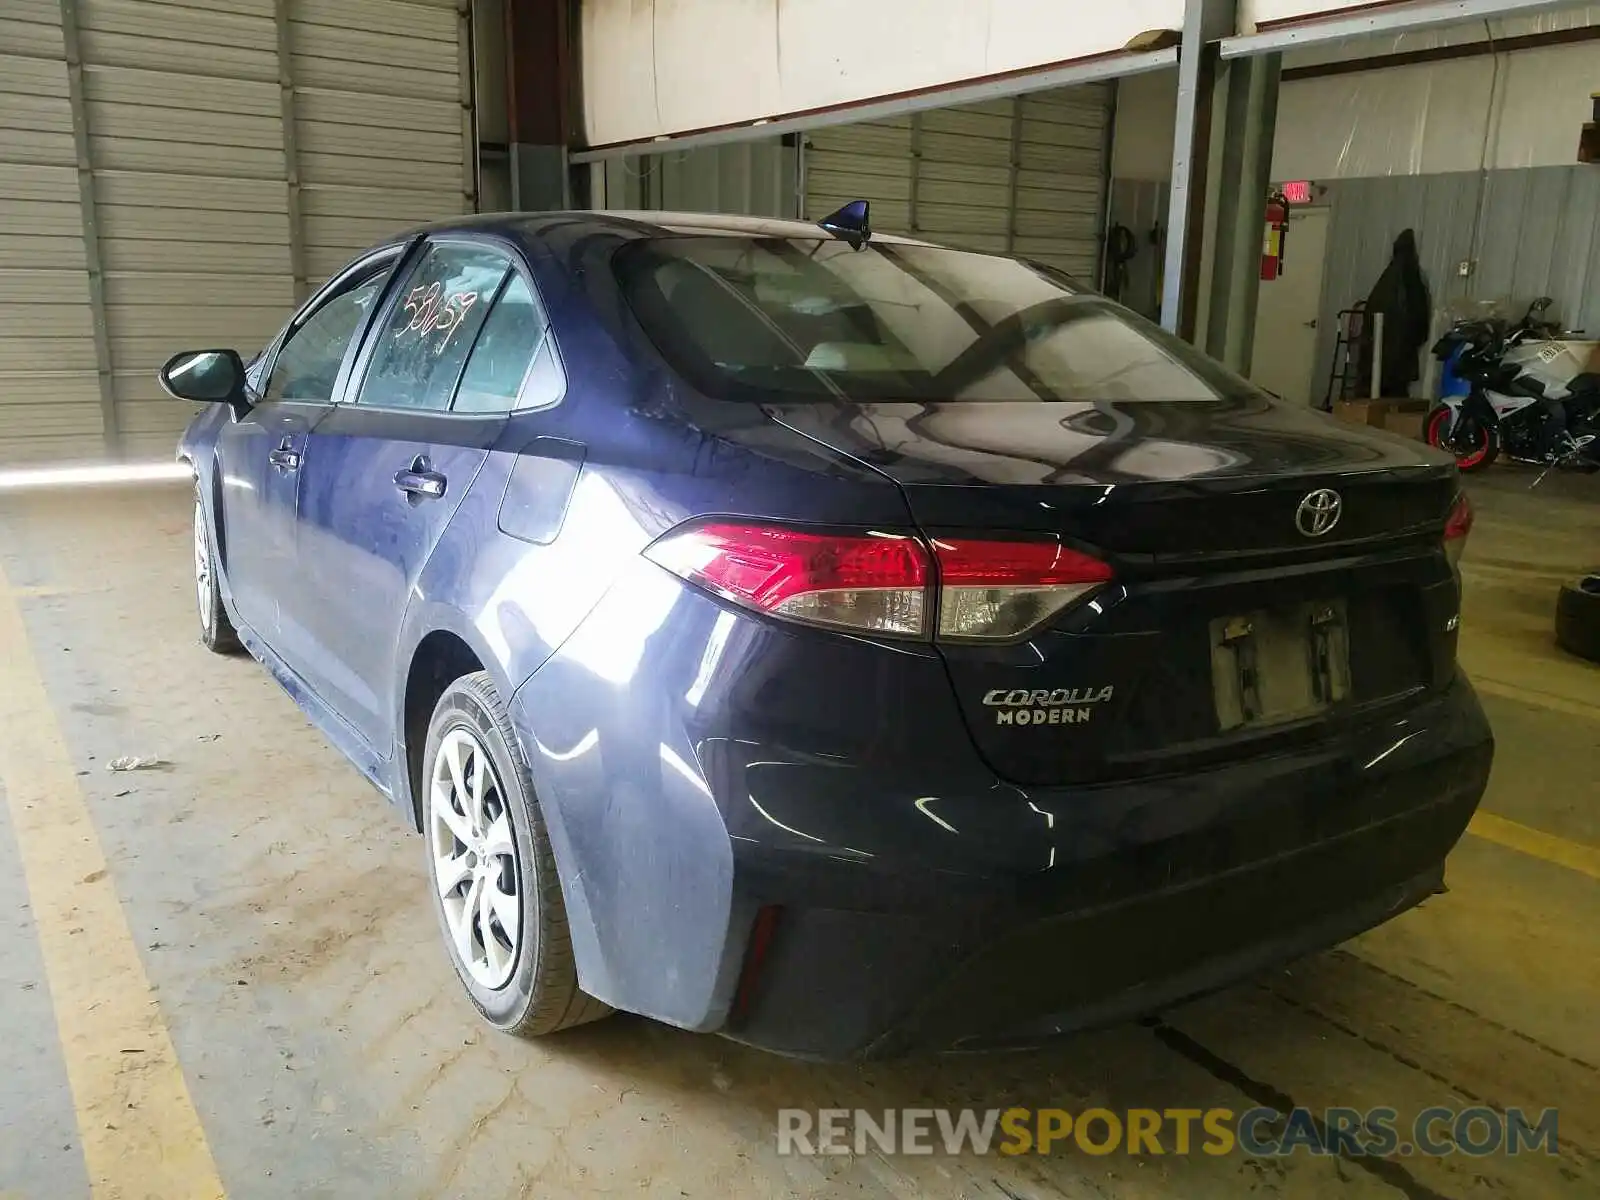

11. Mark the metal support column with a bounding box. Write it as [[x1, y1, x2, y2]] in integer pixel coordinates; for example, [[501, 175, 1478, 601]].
[[794, 134, 808, 219], [907, 112, 925, 235], [1095, 81, 1119, 291], [1203, 53, 1280, 373], [505, 0, 572, 210], [458, 0, 479, 212], [1005, 96, 1024, 253], [57, 0, 118, 456], [1160, 0, 1234, 336], [272, 0, 308, 301]]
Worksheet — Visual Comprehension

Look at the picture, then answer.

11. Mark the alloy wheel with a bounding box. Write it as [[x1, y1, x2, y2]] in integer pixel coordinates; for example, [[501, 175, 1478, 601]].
[[194, 497, 213, 629], [429, 727, 521, 990]]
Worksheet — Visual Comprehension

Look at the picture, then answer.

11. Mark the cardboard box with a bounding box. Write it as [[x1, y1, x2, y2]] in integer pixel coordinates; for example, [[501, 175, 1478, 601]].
[[1334, 400, 1388, 427], [1384, 407, 1427, 441]]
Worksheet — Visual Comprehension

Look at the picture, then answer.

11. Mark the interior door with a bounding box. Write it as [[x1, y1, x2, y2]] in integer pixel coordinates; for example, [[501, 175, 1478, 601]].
[[1250, 207, 1330, 405], [288, 240, 524, 752], [215, 258, 395, 642]]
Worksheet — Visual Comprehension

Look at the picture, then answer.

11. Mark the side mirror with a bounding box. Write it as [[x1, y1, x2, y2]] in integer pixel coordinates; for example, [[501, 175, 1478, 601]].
[[158, 349, 252, 416]]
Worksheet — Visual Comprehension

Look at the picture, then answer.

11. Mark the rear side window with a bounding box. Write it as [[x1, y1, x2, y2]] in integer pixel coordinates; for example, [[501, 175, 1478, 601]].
[[453, 274, 556, 413], [616, 237, 1254, 404], [355, 243, 507, 411]]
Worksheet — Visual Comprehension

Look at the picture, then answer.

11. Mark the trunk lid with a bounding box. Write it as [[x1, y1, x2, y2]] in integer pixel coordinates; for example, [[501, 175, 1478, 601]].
[[766, 397, 1463, 785]]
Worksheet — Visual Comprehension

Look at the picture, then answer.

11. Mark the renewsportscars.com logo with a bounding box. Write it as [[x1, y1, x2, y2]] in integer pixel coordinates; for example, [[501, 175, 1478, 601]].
[[776, 1106, 1560, 1158]]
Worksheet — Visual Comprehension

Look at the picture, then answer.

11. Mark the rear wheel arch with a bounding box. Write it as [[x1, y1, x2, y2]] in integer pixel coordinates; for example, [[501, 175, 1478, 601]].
[[401, 629, 487, 830]]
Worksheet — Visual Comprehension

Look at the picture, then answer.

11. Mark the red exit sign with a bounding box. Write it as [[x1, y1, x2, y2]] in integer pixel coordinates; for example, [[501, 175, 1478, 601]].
[[1282, 180, 1313, 204]]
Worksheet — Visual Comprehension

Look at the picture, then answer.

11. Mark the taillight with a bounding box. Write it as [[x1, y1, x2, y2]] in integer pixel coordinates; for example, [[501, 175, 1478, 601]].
[[931, 537, 1113, 641], [646, 521, 1113, 642], [644, 521, 929, 636], [1444, 492, 1473, 568]]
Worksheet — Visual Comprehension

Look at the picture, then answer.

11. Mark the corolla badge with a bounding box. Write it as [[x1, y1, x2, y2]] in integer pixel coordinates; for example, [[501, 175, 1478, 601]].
[[1295, 488, 1342, 538], [982, 686, 1115, 727]]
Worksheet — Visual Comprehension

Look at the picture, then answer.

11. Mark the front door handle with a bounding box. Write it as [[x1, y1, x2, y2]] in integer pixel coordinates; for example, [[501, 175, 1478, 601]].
[[268, 441, 301, 471], [394, 457, 446, 500]]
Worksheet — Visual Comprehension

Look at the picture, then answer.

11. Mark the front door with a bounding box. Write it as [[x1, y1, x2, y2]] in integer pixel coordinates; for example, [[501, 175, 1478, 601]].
[[288, 240, 525, 752], [1250, 206, 1330, 405], [215, 256, 396, 642], [214, 404, 322, 638]]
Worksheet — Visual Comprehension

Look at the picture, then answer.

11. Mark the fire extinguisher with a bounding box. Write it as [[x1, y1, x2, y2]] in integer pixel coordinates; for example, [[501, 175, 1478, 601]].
[[1261, 190, 1290, 281]]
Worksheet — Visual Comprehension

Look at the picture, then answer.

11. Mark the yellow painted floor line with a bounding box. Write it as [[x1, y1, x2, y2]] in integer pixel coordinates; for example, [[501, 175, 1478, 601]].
[[1471, 675, 1600, 724], [1468, 812, 1600, 882], [0, 561, 226, 1199], [9, 585, 108, 599]]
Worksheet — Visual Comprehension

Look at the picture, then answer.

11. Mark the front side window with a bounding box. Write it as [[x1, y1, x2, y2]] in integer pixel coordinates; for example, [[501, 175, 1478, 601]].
[[355, 243, 508, 411], [616, 237, 1257, 405], [265, 263, 392, 403]]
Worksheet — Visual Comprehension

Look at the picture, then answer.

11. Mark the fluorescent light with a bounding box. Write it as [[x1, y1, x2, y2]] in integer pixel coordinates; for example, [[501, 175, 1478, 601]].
[[0, 461, 192, 492]]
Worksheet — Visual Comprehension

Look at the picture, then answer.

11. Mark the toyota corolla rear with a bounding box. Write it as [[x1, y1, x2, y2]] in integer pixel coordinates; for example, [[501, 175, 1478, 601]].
[[511, 222, 1493, 1061]]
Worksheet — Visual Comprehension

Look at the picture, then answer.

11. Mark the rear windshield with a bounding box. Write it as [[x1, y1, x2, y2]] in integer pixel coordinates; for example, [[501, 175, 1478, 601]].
[[615, 236, 1256, 404]]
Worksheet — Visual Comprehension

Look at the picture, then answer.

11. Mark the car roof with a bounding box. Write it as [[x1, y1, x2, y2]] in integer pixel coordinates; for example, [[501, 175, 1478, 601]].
[[390, 209, 937, 249]]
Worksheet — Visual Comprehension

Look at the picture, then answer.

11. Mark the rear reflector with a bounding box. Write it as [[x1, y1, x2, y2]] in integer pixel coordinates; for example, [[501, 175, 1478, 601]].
[[932, 537, 1113, 641], [732, 904, 782, 1021], [1444, 492, 1473, 568], [645, 521, 928, 636]]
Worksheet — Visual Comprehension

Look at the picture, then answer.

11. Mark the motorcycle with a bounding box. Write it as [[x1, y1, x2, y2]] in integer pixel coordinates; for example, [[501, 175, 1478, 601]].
[[1425, 297, 1600, 481]]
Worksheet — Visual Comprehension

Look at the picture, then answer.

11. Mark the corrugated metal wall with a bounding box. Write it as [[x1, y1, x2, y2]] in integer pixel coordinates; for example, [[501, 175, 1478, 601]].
[[0, 1, 105, 464], [0, 0, 473, 464], [80, 0, 295, 459], [292, 0, 472, 282], [602, 138, 798, 218], [598, 83, 1109, 278], [804, 84, 1111, 278], [1314, 166, 1600, 403], [804, 116, 914, 228]]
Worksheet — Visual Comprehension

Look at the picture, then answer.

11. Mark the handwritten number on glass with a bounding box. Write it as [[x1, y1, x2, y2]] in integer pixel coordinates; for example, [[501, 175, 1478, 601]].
[[397, 282, 478, 355]]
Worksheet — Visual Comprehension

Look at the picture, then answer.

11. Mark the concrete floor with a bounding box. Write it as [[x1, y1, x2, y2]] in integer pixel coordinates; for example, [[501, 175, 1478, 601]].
[[0, 469, 1595, 1200]]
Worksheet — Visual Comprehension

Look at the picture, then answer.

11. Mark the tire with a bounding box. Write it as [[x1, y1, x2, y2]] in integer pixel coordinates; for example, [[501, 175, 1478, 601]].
[[193, 485, 242, 654], [1555, 575, 1600, 664], [1426, 406, 1499, 472], [421, 671, 612, 1036]]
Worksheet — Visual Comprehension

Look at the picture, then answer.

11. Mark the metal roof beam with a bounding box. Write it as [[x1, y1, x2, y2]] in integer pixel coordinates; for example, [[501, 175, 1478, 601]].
[[1221, 0, 1584, 59]]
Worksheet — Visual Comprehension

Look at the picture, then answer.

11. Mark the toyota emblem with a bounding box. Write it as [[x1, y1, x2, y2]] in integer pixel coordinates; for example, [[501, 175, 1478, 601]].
[[1296, 489, 1343, 538]]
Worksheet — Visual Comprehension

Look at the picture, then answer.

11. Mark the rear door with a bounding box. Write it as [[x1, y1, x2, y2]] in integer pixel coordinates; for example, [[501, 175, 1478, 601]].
[[215, 251, 396, 642], [288, 238, 545, 753]]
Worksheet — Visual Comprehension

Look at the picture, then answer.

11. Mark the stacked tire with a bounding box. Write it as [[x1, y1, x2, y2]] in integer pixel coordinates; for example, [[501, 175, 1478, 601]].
[[1556, 575, 1600, 664]]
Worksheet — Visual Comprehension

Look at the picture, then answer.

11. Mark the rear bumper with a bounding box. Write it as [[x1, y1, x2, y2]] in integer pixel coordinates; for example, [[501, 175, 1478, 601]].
[[719, 680, 1491, 1060], [510, 570, 1492, 1060]]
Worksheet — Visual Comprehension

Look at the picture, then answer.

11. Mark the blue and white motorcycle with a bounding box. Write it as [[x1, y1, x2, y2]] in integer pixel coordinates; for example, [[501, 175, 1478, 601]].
[[1425, 298, 1600, 480]]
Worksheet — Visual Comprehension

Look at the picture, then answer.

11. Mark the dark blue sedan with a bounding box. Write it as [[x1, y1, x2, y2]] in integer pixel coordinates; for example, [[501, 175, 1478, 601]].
[[165, 210, 1492, 1059]]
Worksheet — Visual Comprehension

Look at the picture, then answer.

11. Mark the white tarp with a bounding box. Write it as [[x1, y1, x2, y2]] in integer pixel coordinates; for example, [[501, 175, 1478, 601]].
[[580, 0, 1184, 148], [1239, 1, 1379, 31], [1273, 39, 1599, 178]]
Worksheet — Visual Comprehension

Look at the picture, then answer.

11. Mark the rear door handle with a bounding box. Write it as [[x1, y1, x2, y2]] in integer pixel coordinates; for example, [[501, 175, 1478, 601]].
[[394, 458, 447, 500], [268, 443, 301, 471]]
